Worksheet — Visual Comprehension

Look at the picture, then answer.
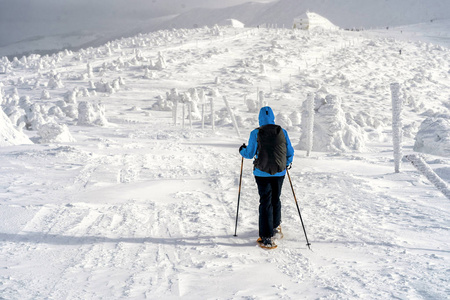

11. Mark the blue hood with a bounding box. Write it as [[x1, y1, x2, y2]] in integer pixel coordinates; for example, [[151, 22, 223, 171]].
[[258, 106, 275, 126]]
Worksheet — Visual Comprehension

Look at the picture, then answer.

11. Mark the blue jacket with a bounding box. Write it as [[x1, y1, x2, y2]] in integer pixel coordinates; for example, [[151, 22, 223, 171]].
[[240, 106, 294, 177]]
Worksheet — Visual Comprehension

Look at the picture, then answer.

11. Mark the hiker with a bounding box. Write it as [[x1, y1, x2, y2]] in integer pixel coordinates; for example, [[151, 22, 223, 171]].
[[239, 106, 294, 248]]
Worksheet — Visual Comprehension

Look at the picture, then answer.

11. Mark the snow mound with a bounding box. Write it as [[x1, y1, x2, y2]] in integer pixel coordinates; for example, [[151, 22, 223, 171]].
[[217, 19, 245, 28], [293, 11, 339, 30], [414, 117, 450, 157], [0, 108, 32, 147], [77, 101, 108, 126], [38, 122, 76, 144], [298, 94, 365, 152]]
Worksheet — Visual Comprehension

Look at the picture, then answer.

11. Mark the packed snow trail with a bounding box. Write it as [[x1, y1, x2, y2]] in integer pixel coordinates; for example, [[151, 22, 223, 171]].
[[1, 133, 448, 299], [0, 26, 449, 299]]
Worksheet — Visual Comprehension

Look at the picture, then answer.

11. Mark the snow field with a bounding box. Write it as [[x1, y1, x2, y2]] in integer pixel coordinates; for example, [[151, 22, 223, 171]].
[[0, 26, 449, 299]]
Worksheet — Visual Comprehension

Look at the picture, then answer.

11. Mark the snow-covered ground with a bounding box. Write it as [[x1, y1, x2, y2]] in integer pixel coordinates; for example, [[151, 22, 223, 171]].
[[2, 0, 449, 59], [0, 24, 449, 299]]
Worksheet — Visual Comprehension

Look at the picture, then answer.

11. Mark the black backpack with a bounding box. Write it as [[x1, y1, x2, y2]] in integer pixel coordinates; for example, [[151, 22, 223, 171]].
[[254, 124, 287, 175]]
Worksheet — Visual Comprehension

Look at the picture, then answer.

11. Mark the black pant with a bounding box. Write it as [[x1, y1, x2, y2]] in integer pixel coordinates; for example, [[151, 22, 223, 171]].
[[255, 176, 285, 238]]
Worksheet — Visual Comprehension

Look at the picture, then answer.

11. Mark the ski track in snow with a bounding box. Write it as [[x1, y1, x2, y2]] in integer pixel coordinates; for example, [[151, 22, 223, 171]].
[[0, 27, 449, 299]]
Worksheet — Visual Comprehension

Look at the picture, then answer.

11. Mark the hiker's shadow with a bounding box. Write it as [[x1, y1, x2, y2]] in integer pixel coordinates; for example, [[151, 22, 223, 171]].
[[0, 231, 258, 248]]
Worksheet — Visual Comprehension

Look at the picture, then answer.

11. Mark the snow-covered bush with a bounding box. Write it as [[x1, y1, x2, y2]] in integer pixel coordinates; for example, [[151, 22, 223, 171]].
[[2, 104, 23, 125], [210, 25, 223, 36], [414, 117, 450, 157], [297, 94, 365, 152], [77, 101, 107, 126], [93, 77, 125, 94], [259, 64, 267, 75], [94, 80, 115, 94], [238, 76, 253, 85], [38, 122, 76, 143], [289, 111, 301, 126], [156, 52, 167, 70], [40, 90, 51, 100], [151, 95, 173, 111], [26, 103, 47, 131], [187, 88, 201, 120], [48, 105, 66, 119], [57, 100, 78, 119], [216, 107, 232, 126], [47, 76, 64, 89], [144, 68, 157, 79], [246, 98, 258, 113], [0, 108, 32, 146], [276, 113, 292, 128], [64, 90, 77, 104], [76, 87, 90, 98]]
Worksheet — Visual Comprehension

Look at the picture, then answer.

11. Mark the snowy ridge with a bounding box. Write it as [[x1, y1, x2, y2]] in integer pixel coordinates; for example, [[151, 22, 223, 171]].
[[0, 24, 449, 299], [1, 0, 450, 58], [254, 0, 450, 29], [293, 12, 339, 31]]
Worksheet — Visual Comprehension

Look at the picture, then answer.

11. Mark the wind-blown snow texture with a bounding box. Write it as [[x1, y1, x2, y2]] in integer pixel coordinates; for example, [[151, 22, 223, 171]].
[[0, 24, 449, 299]]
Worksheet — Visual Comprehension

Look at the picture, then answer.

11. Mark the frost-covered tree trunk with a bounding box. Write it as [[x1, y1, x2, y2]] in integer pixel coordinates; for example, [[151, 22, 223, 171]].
[[223, 96, 240, 138], [172, 98, 178, 126], [182, 103, 186, 129], [87, 63, 93, 78], [305, 93, 315, 156], [199, 89, 206, 130], [391, 83, 403, 173], [405, 154, 450, 200], [201, 103, 205, 130], [188, 102, 193, 129], [210, 97, 215, 132]]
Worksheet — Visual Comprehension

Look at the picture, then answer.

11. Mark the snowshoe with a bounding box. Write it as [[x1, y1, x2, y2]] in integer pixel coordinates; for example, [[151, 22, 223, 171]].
[[273, 225, 284, 240], [257, 237, 277, 249]]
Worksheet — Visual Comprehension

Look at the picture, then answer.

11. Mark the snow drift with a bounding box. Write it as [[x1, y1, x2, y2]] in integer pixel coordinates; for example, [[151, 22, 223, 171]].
[[414, 117, 450, 157], [0, 108, 32, 146], [293, 12, 338, 31], [217, 19, 245, 28]]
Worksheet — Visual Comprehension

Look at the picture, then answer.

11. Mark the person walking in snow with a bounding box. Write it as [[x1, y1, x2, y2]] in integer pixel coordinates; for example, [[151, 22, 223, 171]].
[[239, 106, 294, 249]]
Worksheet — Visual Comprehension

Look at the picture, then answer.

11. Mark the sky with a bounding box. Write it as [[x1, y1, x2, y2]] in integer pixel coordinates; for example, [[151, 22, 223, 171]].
[[0, 0, 275, 20]]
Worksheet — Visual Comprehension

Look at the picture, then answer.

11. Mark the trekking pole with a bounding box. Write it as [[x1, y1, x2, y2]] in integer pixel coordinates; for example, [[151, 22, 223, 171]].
[[233, 157, 244, 236], [286, 169, 311, 250]]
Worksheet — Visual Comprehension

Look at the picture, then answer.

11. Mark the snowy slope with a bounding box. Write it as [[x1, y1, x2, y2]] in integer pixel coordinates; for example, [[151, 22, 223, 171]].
[[152, 2, 268, 31], [253, 0, 450, 29], [2, 0, 450, 58], [0, 24, 450, 299]]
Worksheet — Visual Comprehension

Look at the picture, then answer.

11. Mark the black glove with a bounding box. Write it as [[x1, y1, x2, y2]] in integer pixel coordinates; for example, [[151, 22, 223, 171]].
[[239, 143, 247, 153]]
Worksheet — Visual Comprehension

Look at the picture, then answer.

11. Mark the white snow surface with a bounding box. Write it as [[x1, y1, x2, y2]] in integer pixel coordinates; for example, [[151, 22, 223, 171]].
[[1, 0, 450, 58], [414, 118, 450, 157], [0, 24, 450, 299], [293, 12, 339, 31], [218, 19, 245, 28], [0, 108, 32, 146]]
